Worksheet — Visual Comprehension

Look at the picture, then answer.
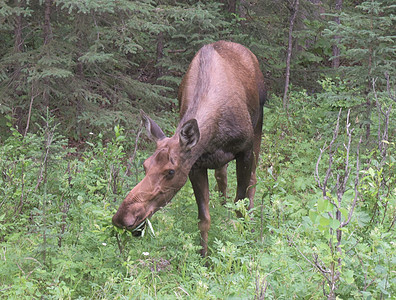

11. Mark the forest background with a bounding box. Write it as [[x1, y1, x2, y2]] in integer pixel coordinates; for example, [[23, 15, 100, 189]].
[[0, 0, 395, 299]]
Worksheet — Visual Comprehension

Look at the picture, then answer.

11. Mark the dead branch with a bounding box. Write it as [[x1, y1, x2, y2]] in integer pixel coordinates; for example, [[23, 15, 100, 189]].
[[315, 109, 342, 206], [384, 72, 396, 102], [288, 232, 331, 284], [35, 126, 55, 191], [24, 84, 40, 137], [340, 110, 354, 198], [372, 78, 392, 164], [122, 120, 143, 183], [341, 136, 361, 227], [283, 0, 300, 111], [167, 49, 187, 54], [356, 253, 376, 291], [313, 108, 363, 299], [254, 267, 280, 300]]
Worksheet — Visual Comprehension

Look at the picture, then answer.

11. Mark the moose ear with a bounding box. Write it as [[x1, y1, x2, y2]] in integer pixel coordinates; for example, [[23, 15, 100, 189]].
[[179, 119, 200, 150], [140, 110, 166, 142]]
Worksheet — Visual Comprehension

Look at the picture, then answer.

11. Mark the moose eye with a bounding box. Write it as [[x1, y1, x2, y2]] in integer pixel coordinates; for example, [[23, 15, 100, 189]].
[[168, 169, 175, 176]]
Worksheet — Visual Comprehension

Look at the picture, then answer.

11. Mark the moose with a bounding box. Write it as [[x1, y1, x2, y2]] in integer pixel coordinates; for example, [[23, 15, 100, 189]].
[[112, 41, 266, 256]]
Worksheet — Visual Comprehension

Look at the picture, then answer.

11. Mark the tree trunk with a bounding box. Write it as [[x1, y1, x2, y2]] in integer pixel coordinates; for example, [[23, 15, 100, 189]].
[[75, 18, 87, 140], [239, 0, 247, 26], [14, 0, 23, 53], [283, 0, 299, 111], [226, 0, 237, 14], [156, 32, 164, 80], [332, 0, 342, 69], [43, 0, 53, 46], [42, 0, 52, 109]]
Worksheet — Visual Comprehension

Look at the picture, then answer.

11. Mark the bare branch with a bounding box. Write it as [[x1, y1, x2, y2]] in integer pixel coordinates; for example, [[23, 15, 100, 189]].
[[314, 146, 326, 189], [35, 126, 56, 191], [373, 78, 393, 163], [384, 72, 396, 102], [254, 268, 280, 300], [283, 0, 300, 111], [341, 136, 362, 227], [315, 109, 342, 204], [337, 109, 353, 205], [123, 120, 143, 181], [24, 84, 40, 137], [288, 232, 331, 283]]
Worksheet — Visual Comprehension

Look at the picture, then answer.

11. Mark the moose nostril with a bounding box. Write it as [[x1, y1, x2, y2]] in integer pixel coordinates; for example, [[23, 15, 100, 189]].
[[112, 214, 123, 228], [112, 218, 118, 227], [112, 213, 137, 230]]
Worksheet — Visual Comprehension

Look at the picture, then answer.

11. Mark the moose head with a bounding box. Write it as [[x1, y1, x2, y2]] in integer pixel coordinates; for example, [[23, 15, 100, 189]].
[[112, 111, 200, 234]]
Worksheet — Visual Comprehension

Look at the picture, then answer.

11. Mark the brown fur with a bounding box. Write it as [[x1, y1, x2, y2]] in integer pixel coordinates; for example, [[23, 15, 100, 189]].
[[112, 41, 266, 256]]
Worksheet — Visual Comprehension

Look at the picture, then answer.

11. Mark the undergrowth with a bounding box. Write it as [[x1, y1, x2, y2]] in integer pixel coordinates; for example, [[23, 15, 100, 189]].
[[0, 86, 395, 299]]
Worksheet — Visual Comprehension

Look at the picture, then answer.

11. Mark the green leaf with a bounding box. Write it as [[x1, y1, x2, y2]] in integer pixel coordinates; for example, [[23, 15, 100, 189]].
[[357, 211, 371, 227], [309, 210, 318, 223], [344, 269, 354, 284], [330, 219, 340, 230], [319, 216, 330, 227], [317, 198, 329, 212], [146, 219, 156, 237], [340, 208, 349, 220]]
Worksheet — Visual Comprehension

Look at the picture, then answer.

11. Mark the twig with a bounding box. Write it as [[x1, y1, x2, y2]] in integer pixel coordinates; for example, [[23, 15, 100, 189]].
[[388, 215, 396, 232], [177, 286, 190, 296], [168, 49, 187, 54], [255, 267, 281, 300], [58, 193, 70, 248], [24, 84, 40, 137], [384, 72, 396, 102], [16, 261, 25, 275], [372, 78, 392, 164], [124, 121, 143, 179], [282, 0, 300, 112], [115, 232, 124, 258], [15, 159, 25, 215], [35, 126, 55, 191], [313, 109, 363, 298], [356, 253, 376, 291], [315, 109, 342, 204], [340, 110, 354, 198], [289, 232, 331, 283], [341, 136, 362, 227]]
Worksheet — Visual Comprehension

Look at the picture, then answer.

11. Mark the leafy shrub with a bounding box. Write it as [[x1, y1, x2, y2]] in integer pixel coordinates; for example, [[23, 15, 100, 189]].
[[1, 88, 395, 298]]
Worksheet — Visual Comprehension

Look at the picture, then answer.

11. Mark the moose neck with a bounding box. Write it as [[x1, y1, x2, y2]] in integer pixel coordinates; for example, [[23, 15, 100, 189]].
[[175, 44, 230, 172]]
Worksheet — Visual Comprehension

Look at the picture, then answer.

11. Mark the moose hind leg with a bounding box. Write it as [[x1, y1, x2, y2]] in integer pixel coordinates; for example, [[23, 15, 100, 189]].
[[215, 164, 228, 205], [248, 103, 264, 210], [235, 150, 254, 216], [247, 171, 257, 210], [246, 138, 261, 210], [189, 168, 210, 257]]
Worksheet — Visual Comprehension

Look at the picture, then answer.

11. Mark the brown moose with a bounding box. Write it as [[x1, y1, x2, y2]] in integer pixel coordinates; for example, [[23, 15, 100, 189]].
[[112, 41, 266, 256]]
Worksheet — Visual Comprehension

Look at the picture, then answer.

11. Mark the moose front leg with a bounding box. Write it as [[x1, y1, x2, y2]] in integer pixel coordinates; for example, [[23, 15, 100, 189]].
[[189, 168, 210, 257]]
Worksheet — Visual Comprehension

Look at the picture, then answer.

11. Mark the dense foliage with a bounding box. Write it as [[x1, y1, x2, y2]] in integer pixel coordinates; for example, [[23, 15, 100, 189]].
[[1, 89, 394, 298], [1, 0, 395, 299]]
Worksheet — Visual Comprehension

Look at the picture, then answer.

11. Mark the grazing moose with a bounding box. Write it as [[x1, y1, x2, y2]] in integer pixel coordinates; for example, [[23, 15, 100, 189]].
[[112, 41, 266, 256]]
